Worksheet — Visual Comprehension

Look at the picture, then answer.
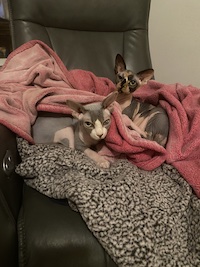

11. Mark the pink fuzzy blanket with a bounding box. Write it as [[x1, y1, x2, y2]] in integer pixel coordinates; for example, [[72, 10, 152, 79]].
[[132, 81, 200, 197], [0, 40, 200, 197], [0, 40, 115, 142]]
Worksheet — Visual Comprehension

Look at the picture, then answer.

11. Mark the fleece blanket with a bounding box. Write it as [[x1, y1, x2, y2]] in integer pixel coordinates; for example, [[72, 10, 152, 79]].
[[1, 40, 200, 197], [16, 137, 200, 267], [0, 40, 115, 142], [133, 81, 200, 197]]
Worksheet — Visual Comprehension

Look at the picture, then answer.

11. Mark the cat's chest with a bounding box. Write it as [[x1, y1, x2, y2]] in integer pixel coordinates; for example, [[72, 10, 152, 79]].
[[116, 93, 132, 111]]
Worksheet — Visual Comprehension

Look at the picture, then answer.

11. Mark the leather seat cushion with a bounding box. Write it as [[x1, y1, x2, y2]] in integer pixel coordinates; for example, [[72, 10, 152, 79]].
[[18, 184, 116, 267]]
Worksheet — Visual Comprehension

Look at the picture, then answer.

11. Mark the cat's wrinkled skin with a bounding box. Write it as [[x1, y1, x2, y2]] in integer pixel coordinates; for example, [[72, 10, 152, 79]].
[[66, 91, 118, 168], [115, 54, 169, 147]]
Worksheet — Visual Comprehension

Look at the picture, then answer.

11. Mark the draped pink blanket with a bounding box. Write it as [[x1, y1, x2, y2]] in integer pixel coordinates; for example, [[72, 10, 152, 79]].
[[0, 40, 115, 142], [133, 81, 200, 197], [0, 40, 200, 197]]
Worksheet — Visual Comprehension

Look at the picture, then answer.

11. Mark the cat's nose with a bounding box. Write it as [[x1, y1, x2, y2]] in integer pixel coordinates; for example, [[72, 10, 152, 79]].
[[97, 133, 103, 138]]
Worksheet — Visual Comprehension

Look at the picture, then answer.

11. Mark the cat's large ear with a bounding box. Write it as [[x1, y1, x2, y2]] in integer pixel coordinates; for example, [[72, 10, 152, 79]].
[[66, 100, 86, 119], [114, 54, 126, 74], [137, 69, 154, 85], [102, 91, 118, 112]]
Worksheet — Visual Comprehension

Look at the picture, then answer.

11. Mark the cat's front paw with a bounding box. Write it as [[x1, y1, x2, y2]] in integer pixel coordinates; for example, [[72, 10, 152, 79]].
[[97, 158, 110, 169]]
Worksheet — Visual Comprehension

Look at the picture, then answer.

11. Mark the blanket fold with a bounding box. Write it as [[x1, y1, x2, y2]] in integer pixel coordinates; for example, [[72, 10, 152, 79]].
[[1, 40, 200, 197], [0, 40, 115, 142], [133, 81, 200, 196]]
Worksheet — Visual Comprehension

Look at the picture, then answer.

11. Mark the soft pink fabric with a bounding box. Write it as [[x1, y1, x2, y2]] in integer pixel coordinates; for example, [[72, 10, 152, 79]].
[[0, 40, 115, 142], [132, 81, 200, 197], [105, 81, 200, 197], [0, 40, 200, 197], [105, 106, 166, 170]]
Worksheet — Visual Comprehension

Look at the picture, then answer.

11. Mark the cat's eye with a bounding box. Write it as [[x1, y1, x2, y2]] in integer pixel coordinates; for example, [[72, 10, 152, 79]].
[[118, 74, 123, 80], [84, 121, 93, 128], [130, 80, 137, 86], [103, 119, 110, 126]]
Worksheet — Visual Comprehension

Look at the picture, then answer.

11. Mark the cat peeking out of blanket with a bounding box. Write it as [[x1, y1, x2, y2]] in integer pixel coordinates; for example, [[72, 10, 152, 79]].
[[115, 54, 169, 147]]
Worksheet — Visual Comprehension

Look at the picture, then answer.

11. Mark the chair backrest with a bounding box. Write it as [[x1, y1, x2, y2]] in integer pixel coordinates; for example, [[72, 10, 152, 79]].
[[7, 0, 152, 82]]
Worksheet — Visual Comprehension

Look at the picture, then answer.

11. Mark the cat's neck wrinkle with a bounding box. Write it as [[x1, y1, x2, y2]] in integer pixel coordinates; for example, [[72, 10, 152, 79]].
[[116, 93, 133, 111]]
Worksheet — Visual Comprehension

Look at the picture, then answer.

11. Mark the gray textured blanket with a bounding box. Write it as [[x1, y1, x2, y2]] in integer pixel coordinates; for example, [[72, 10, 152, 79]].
[[16, 137, 200, 267]]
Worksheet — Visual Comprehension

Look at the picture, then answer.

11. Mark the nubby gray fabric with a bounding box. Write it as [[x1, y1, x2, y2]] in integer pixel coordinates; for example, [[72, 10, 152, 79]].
[[16, 137, 200, 267]]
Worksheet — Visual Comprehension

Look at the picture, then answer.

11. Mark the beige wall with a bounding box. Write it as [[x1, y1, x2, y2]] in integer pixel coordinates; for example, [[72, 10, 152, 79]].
[[149, 0, 200, 87]]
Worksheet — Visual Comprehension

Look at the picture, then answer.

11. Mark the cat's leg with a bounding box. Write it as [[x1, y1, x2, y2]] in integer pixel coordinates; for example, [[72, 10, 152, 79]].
[[84, 148, 110, 168], [122, 114, 147, 138], [53, 126, 75, 149]]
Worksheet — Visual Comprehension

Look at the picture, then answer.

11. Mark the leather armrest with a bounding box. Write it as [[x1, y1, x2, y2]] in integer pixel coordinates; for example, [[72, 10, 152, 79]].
[[0, 124, 23, 267], [0, 124, 23, 220]]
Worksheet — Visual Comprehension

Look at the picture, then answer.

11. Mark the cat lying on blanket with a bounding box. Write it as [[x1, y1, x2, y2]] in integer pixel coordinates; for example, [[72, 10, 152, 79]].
[[115, 54, 169, 146], [32, 92, 117, 168], [54, 92, 118, 168]]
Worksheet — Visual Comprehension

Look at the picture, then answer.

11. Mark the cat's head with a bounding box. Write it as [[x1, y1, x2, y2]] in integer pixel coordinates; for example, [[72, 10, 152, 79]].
[[66, 91, 117, 141], [114, 54, 154, 94]]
